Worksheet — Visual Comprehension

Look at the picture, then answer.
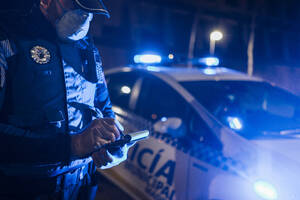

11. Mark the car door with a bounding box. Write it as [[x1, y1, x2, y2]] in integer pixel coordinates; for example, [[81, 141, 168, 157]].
[[183, 109, 230, 200], [105, 71, 188, 200], [104, 71, 158, 199], [133, 74, 234, 200], [128, 74, 193, 200]]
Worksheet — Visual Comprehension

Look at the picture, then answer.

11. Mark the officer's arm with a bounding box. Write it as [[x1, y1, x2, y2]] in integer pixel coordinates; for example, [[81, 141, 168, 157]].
[[94, 80, 115, 118], [0, 36, 71, 164], [93, 49, 115, 119]]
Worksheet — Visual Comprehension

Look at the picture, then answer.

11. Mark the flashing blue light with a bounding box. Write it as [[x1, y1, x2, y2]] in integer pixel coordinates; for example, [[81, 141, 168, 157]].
[[227, 117, 243, 130], [134, 54, 162, 64], [199, 57, 220, 66], [161, 117, 168, 122], [254, 181, 278, 200]]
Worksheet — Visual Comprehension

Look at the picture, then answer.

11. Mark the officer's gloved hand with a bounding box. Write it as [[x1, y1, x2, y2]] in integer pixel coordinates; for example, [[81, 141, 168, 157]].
[[92, 142, 135, 169], [71, 118, 120, 158]]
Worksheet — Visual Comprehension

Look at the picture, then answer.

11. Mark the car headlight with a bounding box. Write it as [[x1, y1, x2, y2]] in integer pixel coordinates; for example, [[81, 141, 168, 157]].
[[254, 180, 278, 200], [227, 116, 243, 130]]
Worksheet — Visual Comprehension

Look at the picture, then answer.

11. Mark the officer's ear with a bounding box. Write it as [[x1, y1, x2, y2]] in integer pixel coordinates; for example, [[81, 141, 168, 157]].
[[40, 0, 59, 26], [40, 0, 53, 10]]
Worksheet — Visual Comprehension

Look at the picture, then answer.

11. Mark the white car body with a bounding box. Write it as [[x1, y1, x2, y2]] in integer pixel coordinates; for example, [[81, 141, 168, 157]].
[[99, 66, 300, 200]]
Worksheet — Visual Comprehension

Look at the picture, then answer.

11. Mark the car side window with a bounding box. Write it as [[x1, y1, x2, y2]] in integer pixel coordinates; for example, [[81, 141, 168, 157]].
[[106, 71, 140, 110], [135, 75, 188, 122]]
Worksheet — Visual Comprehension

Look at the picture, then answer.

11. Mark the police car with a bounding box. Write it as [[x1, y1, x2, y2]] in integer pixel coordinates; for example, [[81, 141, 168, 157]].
[[100, 55, 300, 200]]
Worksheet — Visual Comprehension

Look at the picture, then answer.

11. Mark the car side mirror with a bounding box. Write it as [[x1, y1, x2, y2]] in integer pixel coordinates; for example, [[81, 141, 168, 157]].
[[153, 117, 186, 137]]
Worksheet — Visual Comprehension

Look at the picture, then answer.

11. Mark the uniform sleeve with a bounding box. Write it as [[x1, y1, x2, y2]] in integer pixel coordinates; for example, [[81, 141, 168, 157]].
[[94, 76, 115, 119], [0, 35, 72, 164], [93, 47, 115, 119]]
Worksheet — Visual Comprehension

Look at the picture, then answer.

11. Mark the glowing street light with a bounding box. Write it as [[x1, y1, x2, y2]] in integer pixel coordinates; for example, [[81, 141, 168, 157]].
[[210, 31, 223, 41], [210, 30, 223, 55]]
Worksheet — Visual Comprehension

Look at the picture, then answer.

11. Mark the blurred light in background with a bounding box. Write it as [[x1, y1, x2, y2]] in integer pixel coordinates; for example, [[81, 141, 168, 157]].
[[151, 114, 157, 120], [210, 30, 223, 41], [168, 54, 174, 60], [161, 117, 168, 122], [199, 57, 220, 66], [121, 86, 131, 94], [227, 117, 243, 130], [134, 54, 162, 64], [254, 181, 278, 200]]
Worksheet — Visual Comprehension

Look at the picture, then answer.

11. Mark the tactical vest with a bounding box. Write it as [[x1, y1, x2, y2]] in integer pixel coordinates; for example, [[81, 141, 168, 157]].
[[1, 33, 104, 177], [4, 37, 67, 133]]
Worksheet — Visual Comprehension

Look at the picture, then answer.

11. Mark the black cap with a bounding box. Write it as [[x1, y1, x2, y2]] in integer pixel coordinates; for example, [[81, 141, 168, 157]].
[[73, 0, 110, 17]]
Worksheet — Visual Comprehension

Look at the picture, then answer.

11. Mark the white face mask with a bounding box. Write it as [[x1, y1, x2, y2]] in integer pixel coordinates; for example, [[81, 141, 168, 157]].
[[55, 7, 93, 41]]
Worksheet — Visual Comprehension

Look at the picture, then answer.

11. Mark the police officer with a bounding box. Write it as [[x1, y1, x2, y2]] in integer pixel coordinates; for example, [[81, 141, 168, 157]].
[[0, 0, 133, 199]]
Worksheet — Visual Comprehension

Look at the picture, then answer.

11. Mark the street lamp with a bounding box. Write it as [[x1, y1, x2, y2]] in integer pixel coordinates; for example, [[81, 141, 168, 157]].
[[210, 30, 223, 55]]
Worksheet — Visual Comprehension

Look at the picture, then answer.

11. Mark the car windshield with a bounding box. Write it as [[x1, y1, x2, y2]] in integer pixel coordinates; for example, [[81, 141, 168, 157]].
[[180, 80, 300, 139]]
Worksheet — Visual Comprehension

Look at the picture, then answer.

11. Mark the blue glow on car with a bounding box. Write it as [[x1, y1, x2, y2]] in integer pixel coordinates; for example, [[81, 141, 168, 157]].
[[254, 181, 278, 200], [203, 68, 217, 75], [146, 66, 161, 72], [227, 117, 243, 130], [199, 57, 220, 66], [134, 54, 162, 64]]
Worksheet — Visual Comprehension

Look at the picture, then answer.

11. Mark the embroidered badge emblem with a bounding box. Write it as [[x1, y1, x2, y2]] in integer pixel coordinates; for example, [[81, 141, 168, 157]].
[[30, 46, 51, 64]]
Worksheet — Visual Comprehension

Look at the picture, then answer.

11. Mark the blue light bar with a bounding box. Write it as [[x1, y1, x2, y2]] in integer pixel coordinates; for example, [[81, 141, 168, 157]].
[[198, 57, 220, 66], [134, 54, 162, 64]]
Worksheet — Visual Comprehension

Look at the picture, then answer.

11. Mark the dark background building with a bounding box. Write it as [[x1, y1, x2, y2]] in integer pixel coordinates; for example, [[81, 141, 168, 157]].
[[91, 0, 300, 95], [1, 0, 299, 94]]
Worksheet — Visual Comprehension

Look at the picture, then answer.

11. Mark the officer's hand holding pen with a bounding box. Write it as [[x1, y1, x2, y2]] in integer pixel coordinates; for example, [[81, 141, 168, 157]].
[[70, 118, 120, 158]]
